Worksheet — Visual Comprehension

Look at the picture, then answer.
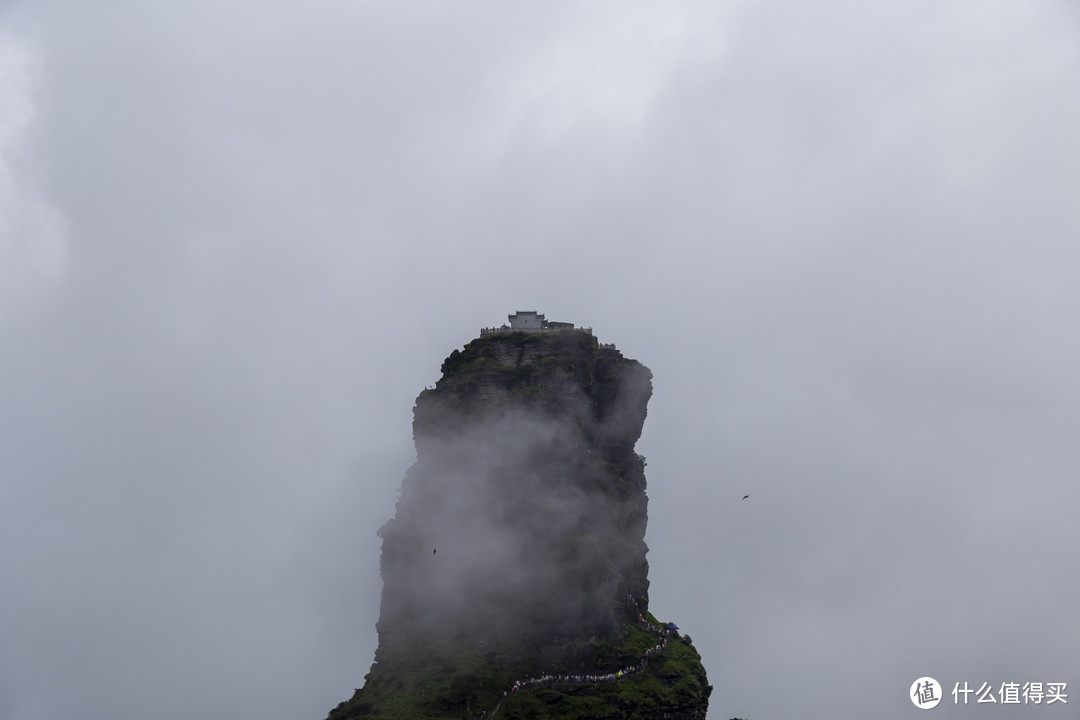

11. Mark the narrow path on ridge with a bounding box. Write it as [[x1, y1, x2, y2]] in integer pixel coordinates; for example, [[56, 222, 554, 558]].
[[482, 612, 672, 719]]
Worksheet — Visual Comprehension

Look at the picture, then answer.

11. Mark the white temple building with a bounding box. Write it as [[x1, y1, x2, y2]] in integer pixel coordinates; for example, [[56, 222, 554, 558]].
[[479, 311, 588, 336]]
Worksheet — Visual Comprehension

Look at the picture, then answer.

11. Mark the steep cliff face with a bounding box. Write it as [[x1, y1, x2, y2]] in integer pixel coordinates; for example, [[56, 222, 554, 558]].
[[328, 330, 710, 720]]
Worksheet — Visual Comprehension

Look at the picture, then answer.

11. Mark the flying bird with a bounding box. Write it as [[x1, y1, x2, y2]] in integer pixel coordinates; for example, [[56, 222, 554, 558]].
[[433, 547, 437, 555], [742, 494, 750, 500]]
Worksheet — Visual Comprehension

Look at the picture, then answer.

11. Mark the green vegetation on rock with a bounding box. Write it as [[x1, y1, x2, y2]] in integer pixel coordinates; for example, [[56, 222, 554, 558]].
[[329, 610, 710, 720]]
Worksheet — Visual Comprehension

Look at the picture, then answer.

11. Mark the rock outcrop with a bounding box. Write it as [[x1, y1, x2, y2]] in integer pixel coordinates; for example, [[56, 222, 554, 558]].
[[327, 329, 710, 720]]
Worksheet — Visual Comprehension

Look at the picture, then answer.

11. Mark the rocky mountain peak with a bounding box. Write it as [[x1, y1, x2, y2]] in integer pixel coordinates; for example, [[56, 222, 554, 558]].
[[327, 328, 710, 720]]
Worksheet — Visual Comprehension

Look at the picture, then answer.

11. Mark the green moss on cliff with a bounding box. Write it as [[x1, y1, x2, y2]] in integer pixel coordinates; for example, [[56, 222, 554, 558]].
[[437, 332, 598, 401], [328, 611, 710, 720]]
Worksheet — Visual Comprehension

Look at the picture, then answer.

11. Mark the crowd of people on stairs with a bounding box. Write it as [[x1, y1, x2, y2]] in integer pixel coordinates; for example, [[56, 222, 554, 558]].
[[500, 611, 671, 697]]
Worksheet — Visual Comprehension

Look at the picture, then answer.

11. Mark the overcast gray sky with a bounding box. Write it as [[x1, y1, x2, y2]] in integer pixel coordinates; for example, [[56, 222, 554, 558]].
[[1, 2, 1078, 719]]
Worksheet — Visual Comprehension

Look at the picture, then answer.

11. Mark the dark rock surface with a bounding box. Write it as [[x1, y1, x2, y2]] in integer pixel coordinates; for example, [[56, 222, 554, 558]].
[[327, 330, 711, 720]]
